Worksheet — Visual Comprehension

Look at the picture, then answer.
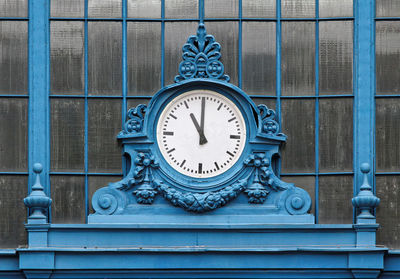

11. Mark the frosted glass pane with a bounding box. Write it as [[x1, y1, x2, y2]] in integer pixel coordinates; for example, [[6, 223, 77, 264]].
[[0, 21, 27, 94], [51, 176, 85, 224], [51, 99, 85, 172], [164, 22, 198, 85], [376, 98, 400, 172], [88, 22, 122, 95], [281, 22, 315, 96], [319, 21, 353, 94], [243, 0, 275, 18], [250, 98, 276, 111], [89, 0, 122, 18], [319, 175, 353, 224], [128, 0, 161, 18], [51, 0, 84, 18], [281, 0, 315, 18], [205, 0, 238, 18], [242, 22, 276, 95], [127, 98, 150, 110], [281, 176, 315, 215], [0, 0, 27, 17], [0, 175, 27, 248], [281, 99, 315, 173], [319, 98, 353, 172], [127, 22, 161, 96], [89, 175, 122, 214], [88, 99, 122, 173], [0, 99, 27, 171], [319, 0, 353, 18], [51, 21, 84, 95], [376, 176, 400, 249], [377, 0, 400, 17], [207, 22, 239, 86], [165, 0, 197, 19], [376, 22, 400, 94]]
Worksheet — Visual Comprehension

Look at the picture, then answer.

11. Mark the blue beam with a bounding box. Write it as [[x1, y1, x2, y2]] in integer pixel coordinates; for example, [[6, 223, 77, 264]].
[[354, 0, 375, 196], [28, 0, 50, 196]]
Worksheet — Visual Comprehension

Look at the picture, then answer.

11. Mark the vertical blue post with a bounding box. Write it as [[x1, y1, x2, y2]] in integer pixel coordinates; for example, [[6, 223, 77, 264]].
[[314, 0, 320, 224], [28, 0, 50, 198], [354, 0, 375, 200]]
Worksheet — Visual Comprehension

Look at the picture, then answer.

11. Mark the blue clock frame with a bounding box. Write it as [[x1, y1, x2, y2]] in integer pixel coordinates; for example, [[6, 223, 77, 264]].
[[90, 23, 312, 222]]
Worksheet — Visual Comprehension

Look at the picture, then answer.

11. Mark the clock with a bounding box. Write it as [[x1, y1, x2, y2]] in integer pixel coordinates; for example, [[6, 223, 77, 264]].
[[156, 89, 247, 178]]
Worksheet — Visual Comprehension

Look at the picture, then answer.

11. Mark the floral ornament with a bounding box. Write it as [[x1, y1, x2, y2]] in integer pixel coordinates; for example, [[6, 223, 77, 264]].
[[119, 104, 147, 135], [174, 23, 230, 83], [257, 104, 284, 137]]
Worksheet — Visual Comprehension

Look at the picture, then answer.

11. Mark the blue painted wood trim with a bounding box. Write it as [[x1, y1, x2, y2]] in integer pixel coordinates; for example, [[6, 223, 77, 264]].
[[354, 0, 375, 196], [28, 0, 50, 197]]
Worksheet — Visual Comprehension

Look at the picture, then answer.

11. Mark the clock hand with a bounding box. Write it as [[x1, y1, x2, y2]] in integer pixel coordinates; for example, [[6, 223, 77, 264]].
[[189, 113, 208, 145], [200, 96, 205, 134]]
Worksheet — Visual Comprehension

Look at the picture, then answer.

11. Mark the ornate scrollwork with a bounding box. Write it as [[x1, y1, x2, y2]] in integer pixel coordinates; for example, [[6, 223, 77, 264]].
[[119, 104, 147, 135], [257, 104, 285, 137], [174, 23, 230, 83], [156, 180, 246, 213]]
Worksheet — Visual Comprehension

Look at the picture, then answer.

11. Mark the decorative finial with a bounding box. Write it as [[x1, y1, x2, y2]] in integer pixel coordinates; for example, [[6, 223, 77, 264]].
[[174, 23, 230, 83], [24, 163, 52, 222], [352, 163, 380, 222]]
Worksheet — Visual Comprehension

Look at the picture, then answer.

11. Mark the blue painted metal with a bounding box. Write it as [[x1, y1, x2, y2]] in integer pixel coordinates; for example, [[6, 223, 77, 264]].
[[315, 0, 320, 224], [84, 0, 89, 222]]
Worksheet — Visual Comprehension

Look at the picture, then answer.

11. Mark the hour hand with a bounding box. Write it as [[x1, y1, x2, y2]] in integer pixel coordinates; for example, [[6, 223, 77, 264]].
[[190, 113, 208, 145]]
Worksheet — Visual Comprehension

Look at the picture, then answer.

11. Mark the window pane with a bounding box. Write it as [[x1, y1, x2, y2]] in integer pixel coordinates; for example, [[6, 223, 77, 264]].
[[319, 0, 353, 18], [0, 0, 27, 17], [128, 0, 161, 18], [51, 0, 84, 18], [376, 175, 400, 249], [0, 175, 27, 248], [207, 22, 239, 86], [319, 175, 353, 224], [376, 21, 400, 95], [242, 22, 275, 95], [164, 21, 198, 85], [205, 0, 238, 18], [88, 99, 122, 173], [281, 22, 315, 96], [376, 0, 400, 17], [51, 21, 85, 95], [127, 22, 161, 96], [281, 0, 315, 18], [165, 0, 197, 19], [51, 176, 85, 224], [88, 0, 122, 18], [319, 98, 353, 172], [51, 99, 85, 172], [89, 175, 122, 214], [0, 21, 27, 94], [376, 98, 400, 172], [0, 99, 28, 171], [88, 22, 122, 95], [281, 99, 315, 173], [243, 0, 275, 18], [281, 176, 315, 215], [250, 97, 276, 111], [319, 21, 353, 95]]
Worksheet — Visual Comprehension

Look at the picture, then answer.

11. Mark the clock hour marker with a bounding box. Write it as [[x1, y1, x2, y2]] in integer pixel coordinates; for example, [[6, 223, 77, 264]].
[[180, 160, 186, 167], [226, 151, 234, 157], [217, 103, 223, 111], [163, 131, 174, 136], [228, 117, 236, 122], [214, 162, 220, 170], [184, 100, 189, 109], [198, 163, 203, 174], [167, 148, 176, 154], [230, 135, 240, 139], [169, 113, 177, 119]]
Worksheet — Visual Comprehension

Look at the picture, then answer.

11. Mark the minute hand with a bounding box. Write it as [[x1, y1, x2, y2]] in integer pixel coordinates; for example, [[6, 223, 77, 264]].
[[190, 113, 208, 145]]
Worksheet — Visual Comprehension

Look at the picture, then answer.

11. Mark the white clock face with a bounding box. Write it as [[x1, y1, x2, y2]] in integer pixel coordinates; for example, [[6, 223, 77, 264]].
[[156, 89, 247, 178]]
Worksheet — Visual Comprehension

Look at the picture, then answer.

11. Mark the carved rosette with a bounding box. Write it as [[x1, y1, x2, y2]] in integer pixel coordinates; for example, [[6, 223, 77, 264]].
[[119, 104, 147, 136], [174, 23, 230, 83], [258, 105, 285, 137]]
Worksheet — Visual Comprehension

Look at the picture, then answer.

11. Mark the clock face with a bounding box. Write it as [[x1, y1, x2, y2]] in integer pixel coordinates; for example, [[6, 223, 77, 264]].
[[156, 89, 247, 178]]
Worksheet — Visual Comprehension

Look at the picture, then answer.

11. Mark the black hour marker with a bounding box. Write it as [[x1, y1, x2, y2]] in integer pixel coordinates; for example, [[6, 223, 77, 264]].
[[230, 135, 240, 139], [228, 117, 236, 122], [163, 131, 174, 136], [198, 163, 203, 174], [214, 162, 220, 170], [170, 113, 177, 119], [180, 160, 186, 167], [226, 151, 234, 157], [184, 100, 189, 109], [167, 148, 176, 154], [217, 103, 223, 111]]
